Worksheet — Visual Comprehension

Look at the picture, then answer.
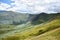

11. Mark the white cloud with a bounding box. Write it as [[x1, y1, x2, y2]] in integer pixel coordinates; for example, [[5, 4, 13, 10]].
[[0, 2, 11, 10], [0, 0, 60, 13]]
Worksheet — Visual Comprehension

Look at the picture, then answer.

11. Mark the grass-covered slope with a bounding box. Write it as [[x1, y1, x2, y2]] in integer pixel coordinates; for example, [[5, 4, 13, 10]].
[[28, 27, 60, 40], [23, 19, 60, 40], [0, 19, 60, 40]]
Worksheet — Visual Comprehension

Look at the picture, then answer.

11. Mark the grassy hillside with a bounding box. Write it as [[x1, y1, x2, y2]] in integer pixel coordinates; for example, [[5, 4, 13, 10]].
[[0, 19, 60, 40], [20, 19, 60, 40], [28, 27, 60, 40]]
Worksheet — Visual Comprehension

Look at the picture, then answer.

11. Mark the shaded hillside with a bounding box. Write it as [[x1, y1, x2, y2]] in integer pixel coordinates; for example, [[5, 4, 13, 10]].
[[29, 12, 60, 25]]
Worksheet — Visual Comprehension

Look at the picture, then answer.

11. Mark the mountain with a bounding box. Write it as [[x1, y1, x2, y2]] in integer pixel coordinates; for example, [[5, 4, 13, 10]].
[[29, 12, 60, 25], [0, 11, 29, 24], [0, 11, 60, 25]]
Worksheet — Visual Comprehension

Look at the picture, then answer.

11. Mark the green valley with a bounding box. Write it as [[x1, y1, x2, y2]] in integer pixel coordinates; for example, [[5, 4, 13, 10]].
[[0, 11, 60, 40]]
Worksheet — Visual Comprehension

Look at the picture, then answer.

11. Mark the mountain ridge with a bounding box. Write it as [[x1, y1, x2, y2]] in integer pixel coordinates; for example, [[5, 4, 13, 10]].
[[0, 11, 60, 25]]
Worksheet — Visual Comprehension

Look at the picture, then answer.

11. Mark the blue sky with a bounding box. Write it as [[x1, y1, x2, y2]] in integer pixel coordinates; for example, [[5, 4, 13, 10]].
[[0, 0, 12, 5], [0, 0, 60, 14]]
